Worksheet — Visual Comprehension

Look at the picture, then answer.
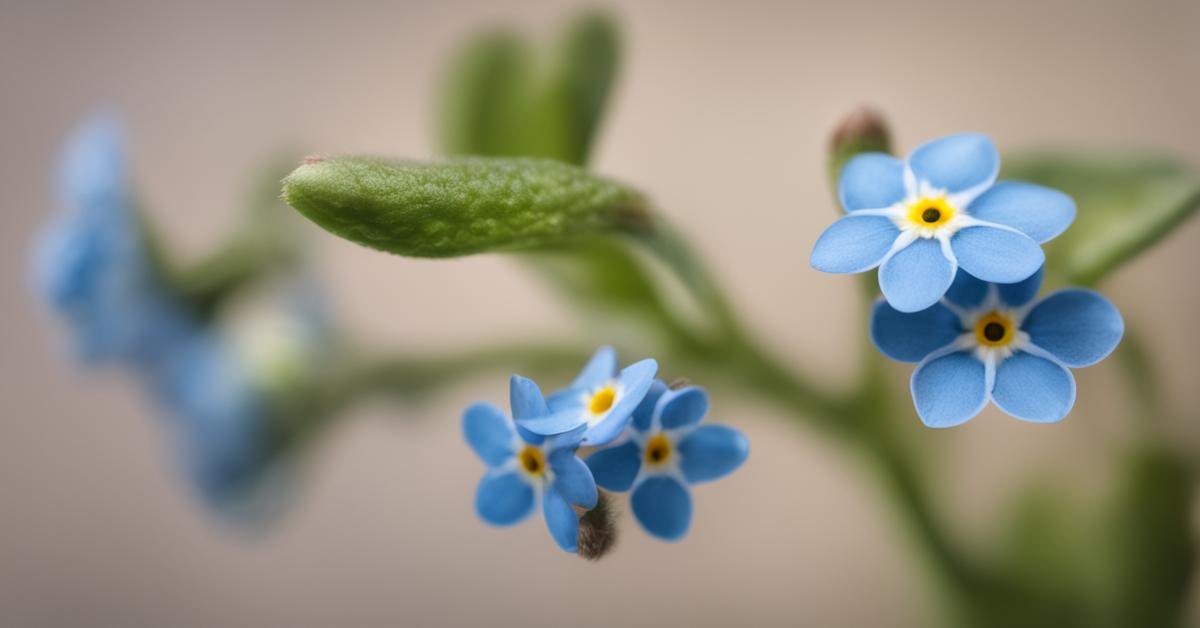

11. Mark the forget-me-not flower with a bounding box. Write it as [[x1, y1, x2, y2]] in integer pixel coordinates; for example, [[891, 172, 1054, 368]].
[[516, 346, 658, 446], [871, 269, 1123, 427], [32, 114, 191, 364], [585, 380, 749, 541], [812, 133, 1076, 313], [464, 375, 599, 553]]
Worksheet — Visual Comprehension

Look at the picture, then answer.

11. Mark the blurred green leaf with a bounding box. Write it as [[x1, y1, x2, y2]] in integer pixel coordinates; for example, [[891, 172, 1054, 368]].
[[551, 10, 620, 166], [281, 155, 647, 258], [1002, 151, 1200, 286], [1099, 446, 1195, 628]]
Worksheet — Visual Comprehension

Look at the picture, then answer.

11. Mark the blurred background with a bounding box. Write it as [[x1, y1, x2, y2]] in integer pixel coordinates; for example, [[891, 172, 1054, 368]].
[[1, 0, 1197, 626]]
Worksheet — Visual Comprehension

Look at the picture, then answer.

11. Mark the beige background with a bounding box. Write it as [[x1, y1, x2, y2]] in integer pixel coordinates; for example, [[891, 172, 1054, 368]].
[[2, 0, 1198, 626]]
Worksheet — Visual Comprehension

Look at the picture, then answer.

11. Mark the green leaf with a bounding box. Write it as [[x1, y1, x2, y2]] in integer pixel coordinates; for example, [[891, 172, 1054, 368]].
[[1002, 151, 1200, 286], [551, 10, 620, 166], [281, 155, 647, 258]]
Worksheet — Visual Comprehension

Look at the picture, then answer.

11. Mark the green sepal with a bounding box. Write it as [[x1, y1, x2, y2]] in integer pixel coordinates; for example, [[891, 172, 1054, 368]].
[[1002, 151, 1200, 286], [281, 155, 647, 258]]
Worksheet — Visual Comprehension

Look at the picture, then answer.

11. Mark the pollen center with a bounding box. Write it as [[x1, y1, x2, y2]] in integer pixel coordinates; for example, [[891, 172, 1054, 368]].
[[518, 446, 545, 477], [906, 197, 956, 230], [974, 312, 1014, 348], [644, 434, 672, 466], [589, 386, 616, 415]]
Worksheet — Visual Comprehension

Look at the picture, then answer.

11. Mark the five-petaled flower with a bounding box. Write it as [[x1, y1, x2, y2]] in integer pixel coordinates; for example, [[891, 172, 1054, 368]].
[[516, 346, 658, 447], [464, 375, 599, 553], [871, 268, 1123, 427], [811, 133, 1076, 313], [586, 381, 749, 541]]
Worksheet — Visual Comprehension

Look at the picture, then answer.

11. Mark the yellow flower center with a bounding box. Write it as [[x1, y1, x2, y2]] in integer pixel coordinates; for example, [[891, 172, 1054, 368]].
[[589, 386, 616, 415], [644, 434, 672, 466], [974, 311, 1014, 348], [518, 446, 546, 477], [906, 196, 956, 229]]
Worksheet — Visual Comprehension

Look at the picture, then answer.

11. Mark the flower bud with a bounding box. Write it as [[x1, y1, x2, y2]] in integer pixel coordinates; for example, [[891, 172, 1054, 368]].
[[282, 156, 648, 258], [575, 489, 618, 560], [828, 106, 892, 194]]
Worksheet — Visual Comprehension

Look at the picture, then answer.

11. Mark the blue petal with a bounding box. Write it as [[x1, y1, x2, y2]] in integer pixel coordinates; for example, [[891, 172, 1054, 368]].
[[870, 300, 961, 363], [1022, 290, 1124, 368], [879, 238, 956, 313], [516, 408, 586, 436], [509, 375, 550, 421], [631, 380, 668, 432], [991, 352, 1076, 423], [631, 476, 692, 541], [545, 388, 581, 412], [910, 350, 988, 428], [811, 214, 900, 274], [838, 153, 907, 211], [514, 424, 546, 446], [572, 346, 616, 390], [966, 182, 1075, 244], [60, 113, 128, 210], [543, 489, 580, 552], [475, 471, 534, 526], [678, 425, 749, 484], [944, 270, 988, 309], [950, 226, 1043, 284], [907, 133, 999, 194], [585, 442, 642, 492], [549, 449, 597, 508], [657, 386, 709, 430], [462, 402, 515, 467], [583, 358, 658, 446], [997, 266, 1044, 308]]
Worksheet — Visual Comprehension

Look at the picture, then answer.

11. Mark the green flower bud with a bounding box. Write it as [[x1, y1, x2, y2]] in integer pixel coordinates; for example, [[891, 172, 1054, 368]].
[[827, 106, 892, 197], [281, 156, 648, 258]]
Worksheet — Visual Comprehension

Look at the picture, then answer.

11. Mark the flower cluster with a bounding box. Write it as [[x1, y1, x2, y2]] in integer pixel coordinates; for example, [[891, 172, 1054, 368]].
[[812, 133, 1123, 426], [463, 347, 750, 554], [32, 115, 327, 515]]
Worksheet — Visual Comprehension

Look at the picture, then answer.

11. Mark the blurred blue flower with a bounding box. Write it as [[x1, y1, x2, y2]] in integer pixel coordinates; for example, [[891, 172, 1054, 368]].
[[871, 269, 1124, 427], [464, 375, 598, 553], [812, 133, 1076, 313], [516, 346, 658, 446], [32, 113, 189, 364], [151, 327, 274, 508], [586, 381, 749, 541]]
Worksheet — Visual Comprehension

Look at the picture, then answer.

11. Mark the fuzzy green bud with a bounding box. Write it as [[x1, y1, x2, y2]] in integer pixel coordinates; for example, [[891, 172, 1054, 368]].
[[282, 155, 648, 258]]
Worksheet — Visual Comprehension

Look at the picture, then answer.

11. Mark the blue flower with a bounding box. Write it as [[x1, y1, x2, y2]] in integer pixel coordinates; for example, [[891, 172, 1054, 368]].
[[812, 133, 1076, 313], [150, 327, 275, 509], [870, 269, 1124, 427], [585, 381, 749, 541], [464, 375, 598, 553], [515, 346, 658, 446], [32, 113, 189, 364]]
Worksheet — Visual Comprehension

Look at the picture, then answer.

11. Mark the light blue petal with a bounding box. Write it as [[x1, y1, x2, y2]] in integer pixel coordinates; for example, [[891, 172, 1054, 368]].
[[950, 226, 1043, 284], [944, 270, 988, 308], [678, 425, 749, 484], [879, 238, 956, 313], [462, 402, 514, 467], [910, 351, 988, 428], [475, 471, 534, 526], [991, 352, 1076, 423], [582, 358, 659, 446], [543, 489, 579, 552], [631, 476, 692, 541], [838, 153, 907, 211], [810, 214, 901, 274], [60, 113, 128, 210], [585, 442, 642, 492], [657, 386, 709, 430], [631, 380, 668, 432], [549, 449, 597, 508], [509, 374, 550, 422], [907, 133, 999, 194], [572, 346, 616, 390], [543, 425, 585, 451], [870, 300, 961, 363], [516, 408, 586, 436], [1022, 290, 1124, 368], [514, 425, 546, 446], [997, 266, 1044, 308], [545, 388, 581, 412], [965, 181, 1075, 244]]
